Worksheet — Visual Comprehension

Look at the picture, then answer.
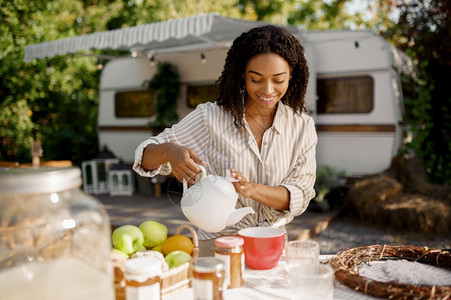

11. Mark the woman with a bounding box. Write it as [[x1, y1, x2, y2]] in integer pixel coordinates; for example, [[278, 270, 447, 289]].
[[133, 25, 317, 256]]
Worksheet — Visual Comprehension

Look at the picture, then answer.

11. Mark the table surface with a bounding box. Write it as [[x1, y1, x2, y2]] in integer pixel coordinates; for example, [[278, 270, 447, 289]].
[[163, 255, 379, 300]]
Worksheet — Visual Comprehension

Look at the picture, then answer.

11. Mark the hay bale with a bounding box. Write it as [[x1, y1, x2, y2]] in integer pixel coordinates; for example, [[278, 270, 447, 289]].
[[385, 155, 451, 202], [381, 194, 451, 233], [345, 174, 402, 220], [384, 155, 428, 191], [345, 163, 451, 234]]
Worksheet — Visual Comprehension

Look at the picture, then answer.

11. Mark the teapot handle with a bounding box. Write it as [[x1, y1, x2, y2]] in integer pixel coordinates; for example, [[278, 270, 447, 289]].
[[182, 164, 207, 194]]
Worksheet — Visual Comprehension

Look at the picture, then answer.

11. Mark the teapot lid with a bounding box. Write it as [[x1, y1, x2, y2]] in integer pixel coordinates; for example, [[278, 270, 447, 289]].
[[210, 175, 237, 198], [0, 167, 82, 195]]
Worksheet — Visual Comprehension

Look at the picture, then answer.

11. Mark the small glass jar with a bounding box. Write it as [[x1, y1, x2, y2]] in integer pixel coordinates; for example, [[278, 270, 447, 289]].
[[192, 257, 225, 300], [124, 257, 162, 300], [214, 236, 244, 289]]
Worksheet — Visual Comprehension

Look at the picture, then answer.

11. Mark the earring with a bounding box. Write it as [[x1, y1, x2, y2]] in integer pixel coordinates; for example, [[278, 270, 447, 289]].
[[241, 87, 246, 109]]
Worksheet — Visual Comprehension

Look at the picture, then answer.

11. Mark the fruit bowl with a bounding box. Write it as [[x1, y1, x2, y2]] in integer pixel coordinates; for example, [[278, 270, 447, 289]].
[[113, 224, 199, 299]]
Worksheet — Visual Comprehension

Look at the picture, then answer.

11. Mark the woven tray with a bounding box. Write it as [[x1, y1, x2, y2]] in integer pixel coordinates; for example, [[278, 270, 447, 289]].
[[114, 224, 199, 299], [328, 244, 451, 300]]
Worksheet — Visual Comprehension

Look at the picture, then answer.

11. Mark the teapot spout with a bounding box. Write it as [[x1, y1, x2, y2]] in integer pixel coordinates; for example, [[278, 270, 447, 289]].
[[226, 207, 255, 227]]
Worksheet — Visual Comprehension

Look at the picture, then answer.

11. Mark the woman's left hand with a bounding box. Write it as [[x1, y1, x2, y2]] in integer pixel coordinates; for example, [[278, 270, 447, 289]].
[[229, 168, 290, 210], [230, 168, 253, 198]]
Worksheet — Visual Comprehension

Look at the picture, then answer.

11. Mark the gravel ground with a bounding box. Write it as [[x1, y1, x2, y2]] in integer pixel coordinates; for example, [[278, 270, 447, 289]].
[[314, 210, 451, 255]]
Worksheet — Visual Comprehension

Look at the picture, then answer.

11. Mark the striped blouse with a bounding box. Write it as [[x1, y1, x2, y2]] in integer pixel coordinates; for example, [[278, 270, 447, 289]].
[[133, 101, 317, 240]]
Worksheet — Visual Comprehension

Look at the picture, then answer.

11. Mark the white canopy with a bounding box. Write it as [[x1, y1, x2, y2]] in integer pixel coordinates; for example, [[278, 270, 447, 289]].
[[24, 13, 272, 62]]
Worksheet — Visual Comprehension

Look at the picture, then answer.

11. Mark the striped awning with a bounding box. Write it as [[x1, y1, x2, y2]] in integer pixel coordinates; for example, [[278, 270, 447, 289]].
[[24, 13, 269, 62]]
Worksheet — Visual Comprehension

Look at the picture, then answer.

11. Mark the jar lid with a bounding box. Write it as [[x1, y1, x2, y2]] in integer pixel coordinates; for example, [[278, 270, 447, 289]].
[[215, 236, 244, 248], [125, 257, 162, 282], [0, 167, 82, 195], [192, 257, 224, 273]]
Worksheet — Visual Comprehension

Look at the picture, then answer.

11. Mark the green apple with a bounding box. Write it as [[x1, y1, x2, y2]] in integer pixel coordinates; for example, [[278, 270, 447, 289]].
[[136, 244, 147, 252], [139, 221, 168, 248], [164, 250, 192, 268], [112, 225, 144, 255], [111, 248, 129, 260], [152, 245, 163, 253]]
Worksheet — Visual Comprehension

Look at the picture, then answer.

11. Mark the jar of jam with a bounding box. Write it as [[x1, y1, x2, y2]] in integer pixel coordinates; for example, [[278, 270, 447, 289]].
[[214, 236, 244, 289], [192, 257, 225, 300], [124, 256, 162, 300]]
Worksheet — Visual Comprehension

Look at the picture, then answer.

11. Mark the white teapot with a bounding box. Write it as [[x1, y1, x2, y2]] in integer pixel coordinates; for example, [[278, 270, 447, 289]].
[[181, 165, 255, 232]]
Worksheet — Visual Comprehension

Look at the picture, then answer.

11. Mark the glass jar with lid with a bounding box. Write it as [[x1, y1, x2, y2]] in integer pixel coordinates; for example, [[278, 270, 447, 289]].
[[124, 256, 162, 300], [214, 236, 244, 289], [192, 257, 225, 300], [0, 167, 114, 300]]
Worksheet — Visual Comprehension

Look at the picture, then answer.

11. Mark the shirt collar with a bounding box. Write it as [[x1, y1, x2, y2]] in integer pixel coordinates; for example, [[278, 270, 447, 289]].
[[238, 101, 286, 134], [271, 101, 285, 135]]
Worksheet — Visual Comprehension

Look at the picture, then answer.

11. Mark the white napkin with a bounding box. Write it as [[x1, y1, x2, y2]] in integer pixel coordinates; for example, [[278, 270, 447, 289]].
[[359, 259, 451, 286]]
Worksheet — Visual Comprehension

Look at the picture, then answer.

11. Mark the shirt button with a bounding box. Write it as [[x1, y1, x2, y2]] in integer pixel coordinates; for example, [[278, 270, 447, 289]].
[[263, 141, 268, 146]]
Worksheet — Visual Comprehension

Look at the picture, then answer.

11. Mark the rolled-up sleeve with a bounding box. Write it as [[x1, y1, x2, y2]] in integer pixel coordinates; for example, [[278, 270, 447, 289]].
[[280, 117, 317, 217], [257, 115, 317, 229], [132, 137, 172, 177]]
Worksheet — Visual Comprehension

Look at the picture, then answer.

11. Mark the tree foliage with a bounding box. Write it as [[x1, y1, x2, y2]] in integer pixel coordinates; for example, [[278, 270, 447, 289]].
[[380, 0, 451, 184], [287, 0, 363, 29], [0, 0, 123, 165], [147, 63, 180, 132]]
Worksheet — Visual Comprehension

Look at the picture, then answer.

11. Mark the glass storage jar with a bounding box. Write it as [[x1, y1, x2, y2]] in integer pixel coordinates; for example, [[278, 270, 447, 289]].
[[192, 257, 225, 300], [214, 236, 244, 289], [0, 167, 114, 300], [124, 256, 162, 300]]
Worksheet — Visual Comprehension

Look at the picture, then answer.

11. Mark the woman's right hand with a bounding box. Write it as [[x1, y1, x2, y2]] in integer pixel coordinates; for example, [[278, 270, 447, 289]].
[[165, 143, 206, 185]]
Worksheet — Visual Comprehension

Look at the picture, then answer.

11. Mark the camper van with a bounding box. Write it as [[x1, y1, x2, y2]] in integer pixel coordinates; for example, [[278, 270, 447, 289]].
[[98, 29, 413, 176]]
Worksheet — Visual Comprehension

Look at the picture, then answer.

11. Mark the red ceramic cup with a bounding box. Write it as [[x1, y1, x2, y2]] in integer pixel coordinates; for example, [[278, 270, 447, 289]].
[[238, 227, 285, 270]]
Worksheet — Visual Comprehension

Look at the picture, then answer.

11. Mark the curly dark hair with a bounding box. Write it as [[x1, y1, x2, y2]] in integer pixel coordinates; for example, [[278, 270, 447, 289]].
[[216, 25, 309, 128]]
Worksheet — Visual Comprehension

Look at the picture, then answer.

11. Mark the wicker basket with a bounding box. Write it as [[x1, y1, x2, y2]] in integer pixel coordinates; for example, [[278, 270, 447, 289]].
[[328, 244, 451, 299], [114, 224, 199, 300]]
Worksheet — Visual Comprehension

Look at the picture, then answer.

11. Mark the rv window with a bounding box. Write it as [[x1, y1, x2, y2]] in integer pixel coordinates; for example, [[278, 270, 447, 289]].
[[317, 76, 374, 114], [115, 91, 154, 118], [187, 84, 219, 108]]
